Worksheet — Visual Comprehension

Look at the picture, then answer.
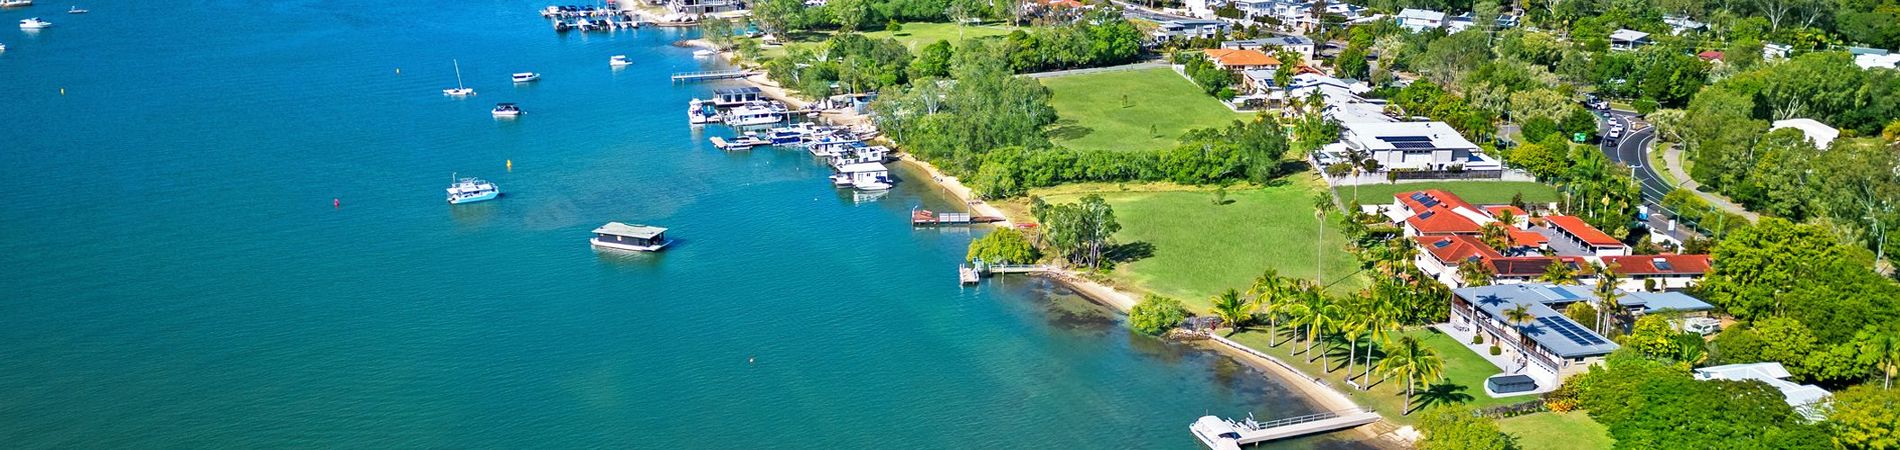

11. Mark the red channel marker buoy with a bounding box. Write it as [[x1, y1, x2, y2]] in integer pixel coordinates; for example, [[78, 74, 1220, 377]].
[[334, 198, 341, 209]]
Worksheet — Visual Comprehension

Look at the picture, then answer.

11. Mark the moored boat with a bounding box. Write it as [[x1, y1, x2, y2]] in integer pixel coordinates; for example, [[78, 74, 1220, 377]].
[[511, 72, 540, 83], [19, 17, 52, 29], [446, 175, 501, 204], [0, 0, 32, 8], [442, 59, 475, 96], [491, 102, 522, 117], [609, 55, 632, 67], [693, 49, 715, 59], [721, 102, 785, 127], [590, 222, 671, 252], [67, 5, 85, 13]]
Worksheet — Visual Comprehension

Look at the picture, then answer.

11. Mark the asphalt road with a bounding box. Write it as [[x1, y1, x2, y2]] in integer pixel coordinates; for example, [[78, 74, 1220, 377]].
[[1597, 110, 1700, 240]]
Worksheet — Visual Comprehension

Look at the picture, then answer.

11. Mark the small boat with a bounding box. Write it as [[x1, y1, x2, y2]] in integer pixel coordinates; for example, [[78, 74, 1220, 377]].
[[67, 5, 85, 13], [609, 55, 632, 67], [721, 103, 785, 127], [590, 222, 671, 252], [0, 0, 32, 8], [446, 175, 501, 204], [693, 49, 716, 59], [511, 72, 540, 83], [0, 44, 7, 52], [829, 174, 854, 187], [19, 18, 52, 29], [491, 102, 522, 117], [687, 98, 717, 125], [442, 59, 475, 96]]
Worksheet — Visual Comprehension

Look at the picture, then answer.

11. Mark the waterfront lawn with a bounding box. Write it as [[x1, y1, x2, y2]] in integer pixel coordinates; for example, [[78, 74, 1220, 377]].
[[1225, 326, 1521, 426], [1338, 181, 1559, 206], [1024, 177, 1362, 309], [1042, 67, 1251, 153], [865, 21, 1017, 49], [1498, 411, 1614, 449]]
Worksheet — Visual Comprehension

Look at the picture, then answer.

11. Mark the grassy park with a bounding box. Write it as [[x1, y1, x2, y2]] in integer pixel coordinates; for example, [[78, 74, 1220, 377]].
[[865, 21, 1017, 49], [1498, 411, 1613, 449], [1019, 176, 1363, 310], [1041, 67, 1252, 153], [1226, 327, 1527, 426], [1338, 181, 1560, 206]]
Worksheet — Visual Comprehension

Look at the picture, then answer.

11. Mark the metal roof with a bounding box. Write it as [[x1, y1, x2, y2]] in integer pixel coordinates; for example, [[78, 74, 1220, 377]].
[[592, 222, 667, 239], [1455, 284, 1622, 358]]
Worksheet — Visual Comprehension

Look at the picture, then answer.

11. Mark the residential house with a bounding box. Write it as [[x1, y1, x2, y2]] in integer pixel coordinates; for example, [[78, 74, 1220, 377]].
[[666, 0, 743, 15], [1416, 235, 1505, 287], [1600, 254, 1712, 291], [1222, 35, 1317, 62], [1770, 118, 1839, 148], [1541, 215, 1628, 257], [1396, 8, 1445, 32], [1855, 51, 1900, 70], [1608, 29, 1650, 51], [1339, 121, 1501, 174], [1203, 48, 1281, 72], [1286, 73, 1388, 123], [1663, 15, 1707, 35], [1694, 363, 1831, 421], [1152, 19, 1231, 41], [1449, 284, 1623, 384], [1764, 42, 1793, 60], [1486, 256, 1590, 285]]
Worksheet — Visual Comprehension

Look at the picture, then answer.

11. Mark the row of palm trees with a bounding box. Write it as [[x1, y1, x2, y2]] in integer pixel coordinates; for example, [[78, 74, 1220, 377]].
[[1206, 269, 1449, 413]]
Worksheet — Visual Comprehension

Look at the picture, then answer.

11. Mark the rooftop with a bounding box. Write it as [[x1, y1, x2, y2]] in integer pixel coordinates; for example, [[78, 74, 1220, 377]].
[[1203, 48, 1281, 67], [714, 86, 763, 96], [838, 162, 888, 173], [1542, 215, 1622, 247], [1417, 235, 1504, 265], [1770, 118, 1840, 149], [1486, 256, 1589, 277], [1397, 8, 1444, 21], [1694, 362, 1831, 420], [1455, 284, 1622, 358], [1405, 207, 1484, 234], [1609, 29, 1650, 42], [1600, 254, 1712, 276], [593, 222, 667, 239], [1622, 291, 1715, 313], [1341, 122, 1478, 150]]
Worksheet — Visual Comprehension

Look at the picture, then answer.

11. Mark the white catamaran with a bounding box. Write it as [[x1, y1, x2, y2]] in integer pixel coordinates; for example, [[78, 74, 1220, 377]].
[[442, 59, 475, 96]]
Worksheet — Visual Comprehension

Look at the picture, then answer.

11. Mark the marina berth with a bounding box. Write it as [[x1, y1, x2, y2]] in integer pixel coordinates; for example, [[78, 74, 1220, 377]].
[[590, 222, 671, 252], [836, 162, 892, 191]]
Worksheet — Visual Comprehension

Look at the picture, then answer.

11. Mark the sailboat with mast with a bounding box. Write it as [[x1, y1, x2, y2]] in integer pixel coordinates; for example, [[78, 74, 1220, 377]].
[[442, 59, 475, 97]]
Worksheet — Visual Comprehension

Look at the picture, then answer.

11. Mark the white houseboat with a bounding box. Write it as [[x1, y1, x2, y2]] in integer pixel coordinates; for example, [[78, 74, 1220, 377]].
[[836, 162, 892, 191], [590, 222, 671, 252]]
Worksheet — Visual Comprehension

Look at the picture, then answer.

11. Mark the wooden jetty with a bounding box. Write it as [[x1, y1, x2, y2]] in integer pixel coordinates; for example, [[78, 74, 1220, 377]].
[[912, 209, 1004, 226], [958, 265, 980, 285], [957, 262, 1052, 285], [1189, 409, 1382, 450], [671, 70, 755, 83]]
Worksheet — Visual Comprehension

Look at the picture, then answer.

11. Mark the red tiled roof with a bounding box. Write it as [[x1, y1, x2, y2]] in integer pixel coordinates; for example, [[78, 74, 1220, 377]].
[[1601, 254, 1713, 275], [1544, 215, 1623, 247], [1042, 0, 1086, 8], [1395, 190, 1477, 214], [1697, 50, 1724, 61], [1203, 49, 1281, 68], [1416, 235, 1504, 265], [1507, 228, 1548, 248], [1483, 205, 1526, 219], [1406, 206, 1484, 234], [1486, 256, 1592, 277]]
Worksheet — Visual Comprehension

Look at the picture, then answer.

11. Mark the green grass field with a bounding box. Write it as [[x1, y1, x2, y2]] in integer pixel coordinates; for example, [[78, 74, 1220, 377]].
[[866, 22, 1017, 49], [1338, 181, 1560, 206], [1042, 67, 1252, 153], [1029, 177, 1362, 309], [1498, 411, 1614, 449], [1225, 327, 1524, 426]]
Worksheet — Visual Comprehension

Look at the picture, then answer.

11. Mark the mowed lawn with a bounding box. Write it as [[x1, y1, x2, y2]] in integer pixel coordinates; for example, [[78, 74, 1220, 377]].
[[1031, 177, 1362, 309], [1226, 327, 1524, 426], [1042, 67, 1251, 153], [865, 21, 1017, 49], [1339, 181, 1559, 206], [1498, 411, 1614, 449]]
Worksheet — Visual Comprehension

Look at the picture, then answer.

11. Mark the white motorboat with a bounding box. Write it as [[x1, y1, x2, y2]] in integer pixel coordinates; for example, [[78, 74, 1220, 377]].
[[491, 103, 522, 117], [445, 175, 501, 204], [442, 59, 475, 96], [609, 55, 632, 67], [0, 44, 7, 52], [693, 49, 715, 59], [853, 180, 894, 191], [0, 0, 32, 8], [67, 5, 86, 13], [511, 72, 540, 83], [19, 18, 52, 29]]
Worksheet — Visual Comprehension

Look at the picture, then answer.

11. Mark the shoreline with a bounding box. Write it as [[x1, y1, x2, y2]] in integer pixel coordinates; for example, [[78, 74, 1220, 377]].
[[680, 37, 1397, 444]]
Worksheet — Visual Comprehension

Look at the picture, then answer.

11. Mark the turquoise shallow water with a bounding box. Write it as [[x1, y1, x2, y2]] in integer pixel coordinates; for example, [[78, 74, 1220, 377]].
[[0, 1, 1369, 447]]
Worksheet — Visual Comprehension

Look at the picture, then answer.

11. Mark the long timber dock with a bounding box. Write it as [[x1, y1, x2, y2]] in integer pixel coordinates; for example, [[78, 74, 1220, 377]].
[[671, 70, 755, 83], [1190, 409, 1382, 450]]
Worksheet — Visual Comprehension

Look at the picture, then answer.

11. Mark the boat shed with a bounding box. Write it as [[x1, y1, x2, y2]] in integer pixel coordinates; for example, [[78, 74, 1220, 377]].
[[714, 86, 764, 106]]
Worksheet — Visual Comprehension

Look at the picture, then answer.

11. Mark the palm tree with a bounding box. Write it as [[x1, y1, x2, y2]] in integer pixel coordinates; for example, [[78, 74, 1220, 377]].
[[1537, 258, 1579, 285], [1312, 192, 1333, 284], [1593, 262, 1623, 336], [1456, 259, 1493, 287], [1375, 335, 1445, 414], [1247, 270, 1291, 346], [1296, 288, 1340, 364], [1210, 288, 1252, 335], [1503, 304, 1536, 328], [1858, 331, 1900, 389], [1339, 296, 1372, 378], [1359, 283, 1398, 385]]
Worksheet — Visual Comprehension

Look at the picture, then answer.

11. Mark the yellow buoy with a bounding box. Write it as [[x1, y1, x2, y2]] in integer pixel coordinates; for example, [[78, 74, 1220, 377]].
[[506, 159, 513, 171]]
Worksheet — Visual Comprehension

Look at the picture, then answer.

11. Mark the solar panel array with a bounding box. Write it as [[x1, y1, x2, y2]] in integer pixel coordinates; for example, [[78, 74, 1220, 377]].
[[1378, 135, 1437, 149], [1433, 239, 1453, 248], [1537, 316, 1609, 346], [1418, 211, 1437, 219], [1654, 260, 1675, 271]]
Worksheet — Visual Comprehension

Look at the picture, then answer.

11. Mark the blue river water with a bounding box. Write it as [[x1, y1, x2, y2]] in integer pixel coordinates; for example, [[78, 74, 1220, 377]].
[[0, 1, 1370, 447]]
